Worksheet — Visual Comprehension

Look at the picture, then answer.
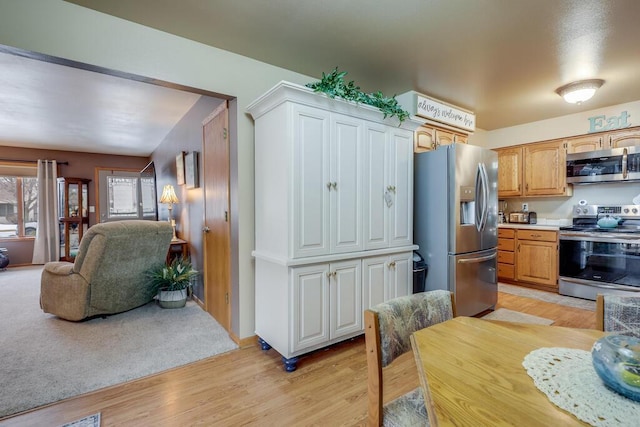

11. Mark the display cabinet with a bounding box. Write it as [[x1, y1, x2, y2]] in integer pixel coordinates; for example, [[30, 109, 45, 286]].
[[58, 177, 91, 261]]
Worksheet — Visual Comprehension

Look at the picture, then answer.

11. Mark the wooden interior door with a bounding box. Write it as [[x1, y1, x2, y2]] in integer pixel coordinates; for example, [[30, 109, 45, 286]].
[[203, 102, 231, 331]]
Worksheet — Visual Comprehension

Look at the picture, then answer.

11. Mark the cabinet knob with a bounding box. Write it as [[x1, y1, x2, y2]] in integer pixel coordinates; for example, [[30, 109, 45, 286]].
[[202, 226, 210, 233], [326, 182, 332, 190], [388, 261, 396, 268]]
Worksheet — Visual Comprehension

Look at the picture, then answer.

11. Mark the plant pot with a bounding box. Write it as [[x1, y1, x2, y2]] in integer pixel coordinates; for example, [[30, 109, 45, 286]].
[[158, 288, 188, 309]]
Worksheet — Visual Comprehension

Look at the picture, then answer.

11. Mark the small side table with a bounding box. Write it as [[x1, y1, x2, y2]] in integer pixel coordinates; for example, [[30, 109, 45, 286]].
[[167, 238, 189, 264]]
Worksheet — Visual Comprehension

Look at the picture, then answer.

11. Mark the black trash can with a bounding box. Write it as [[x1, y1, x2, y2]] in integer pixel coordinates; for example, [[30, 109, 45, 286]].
[[413, 251, 427, 294], [0, 247, 9, 270]]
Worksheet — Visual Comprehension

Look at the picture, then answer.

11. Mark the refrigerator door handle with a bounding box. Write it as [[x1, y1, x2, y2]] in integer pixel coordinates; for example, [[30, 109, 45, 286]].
[[457, 252, 497, 264], [480, 163, 489, 230], [475, 163, 489, 232], [474, 164, 483, 231]]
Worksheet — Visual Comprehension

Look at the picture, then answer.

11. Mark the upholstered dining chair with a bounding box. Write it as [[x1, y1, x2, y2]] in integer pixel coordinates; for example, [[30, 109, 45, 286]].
[[364, 290, 455, 427], [596, 294, 640, 338]]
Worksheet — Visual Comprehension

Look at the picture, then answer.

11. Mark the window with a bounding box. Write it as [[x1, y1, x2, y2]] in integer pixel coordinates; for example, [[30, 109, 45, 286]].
[[97, 167, 157, 222], [0, 163, 38, 238]]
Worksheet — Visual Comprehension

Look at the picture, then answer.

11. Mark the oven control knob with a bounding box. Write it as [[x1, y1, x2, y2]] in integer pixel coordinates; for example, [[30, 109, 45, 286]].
[[624, 208, 630, 213], [634, 208, 638, 214], [576, 208, 582, 215]]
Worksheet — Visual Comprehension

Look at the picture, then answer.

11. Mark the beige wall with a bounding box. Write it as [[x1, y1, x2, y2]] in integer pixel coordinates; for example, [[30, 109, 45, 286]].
[[470, 100, 640, 220], [479, 100, 640, 149], [0, 145, 149, 265], [0, 0, 314, 339]]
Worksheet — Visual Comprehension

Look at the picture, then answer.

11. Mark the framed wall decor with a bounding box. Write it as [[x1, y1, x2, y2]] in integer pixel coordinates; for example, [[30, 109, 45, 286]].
[[175, 152, 185, 185], [184, 151, 200, 189]]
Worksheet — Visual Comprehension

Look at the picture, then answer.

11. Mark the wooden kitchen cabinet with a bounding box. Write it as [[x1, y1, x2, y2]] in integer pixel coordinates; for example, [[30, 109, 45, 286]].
[[495, 139, 571, 198], [414, 124, 468, 152], [515, 229, 558, 288], [523, 140, 571, 196], [497, 228, 515, 280], [607, 128, 640, 148], [565, 128, 640, 152], [565, 134, 603, 153], [496, 147, 523, 197]]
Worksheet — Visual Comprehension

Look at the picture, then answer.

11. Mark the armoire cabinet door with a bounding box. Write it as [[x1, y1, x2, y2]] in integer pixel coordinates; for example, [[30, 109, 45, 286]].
[[363, 122, 390, 250], [330, 115, 363, 254], [388, 129, 413, 248], [387, 251, 412, 299], [329, 259, 362, 339], [291, 264, 330, 352], [292, 105, 331, 258], [362, 256, 388, 311]]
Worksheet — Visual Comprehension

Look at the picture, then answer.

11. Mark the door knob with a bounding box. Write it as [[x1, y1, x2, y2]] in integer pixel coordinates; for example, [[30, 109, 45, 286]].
[[202, 226, 210, 233]]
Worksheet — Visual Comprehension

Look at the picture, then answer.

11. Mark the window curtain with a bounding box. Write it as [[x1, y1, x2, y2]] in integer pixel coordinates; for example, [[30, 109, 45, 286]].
[[32, 160, 59, 264]]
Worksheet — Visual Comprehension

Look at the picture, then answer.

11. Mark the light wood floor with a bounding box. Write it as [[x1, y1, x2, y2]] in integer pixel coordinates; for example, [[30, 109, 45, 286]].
[[0, 291, 597, 427]]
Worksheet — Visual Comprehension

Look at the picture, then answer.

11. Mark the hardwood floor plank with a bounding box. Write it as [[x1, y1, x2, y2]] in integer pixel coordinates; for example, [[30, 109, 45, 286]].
[[0, 291, 597, 426]]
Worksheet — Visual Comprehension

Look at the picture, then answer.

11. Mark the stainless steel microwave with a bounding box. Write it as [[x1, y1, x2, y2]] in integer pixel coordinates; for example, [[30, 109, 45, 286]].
[[566, 146, 640, 184]]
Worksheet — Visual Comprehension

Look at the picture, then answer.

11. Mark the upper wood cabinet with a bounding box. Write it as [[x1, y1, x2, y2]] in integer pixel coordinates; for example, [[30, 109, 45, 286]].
[[496, 147, 523, 197], [496, 139, 571, 198], [565, 134, 603, 153], [524, 140, 570, 196], [414, 124, 468, 152], [566, 127, 640, 153], [607, 128, 640, 148]]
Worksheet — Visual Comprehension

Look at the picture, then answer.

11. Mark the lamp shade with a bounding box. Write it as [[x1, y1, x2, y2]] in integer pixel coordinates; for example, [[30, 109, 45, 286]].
[[159, 184, 179, 205], [556, 79, 604, 104]]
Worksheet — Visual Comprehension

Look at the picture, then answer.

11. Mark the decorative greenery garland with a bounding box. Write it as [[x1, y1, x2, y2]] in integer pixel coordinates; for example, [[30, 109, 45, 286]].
[[305, 68, 410, 123]]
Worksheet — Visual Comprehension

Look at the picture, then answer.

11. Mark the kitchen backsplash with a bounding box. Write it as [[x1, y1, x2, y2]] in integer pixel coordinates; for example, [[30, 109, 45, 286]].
[[502, 182, 640, 220]]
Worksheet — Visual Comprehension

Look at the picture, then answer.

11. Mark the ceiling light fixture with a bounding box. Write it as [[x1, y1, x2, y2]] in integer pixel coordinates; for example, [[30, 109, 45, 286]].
[[555, 79, 604, 104]]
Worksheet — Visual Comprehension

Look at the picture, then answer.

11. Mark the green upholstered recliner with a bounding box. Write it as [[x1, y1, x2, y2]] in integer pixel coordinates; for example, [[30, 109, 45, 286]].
[[40, 220, 173, 321]]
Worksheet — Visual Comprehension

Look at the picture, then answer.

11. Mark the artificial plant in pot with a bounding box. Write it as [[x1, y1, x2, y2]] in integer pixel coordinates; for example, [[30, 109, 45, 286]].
[[148, 256, 198, 309]]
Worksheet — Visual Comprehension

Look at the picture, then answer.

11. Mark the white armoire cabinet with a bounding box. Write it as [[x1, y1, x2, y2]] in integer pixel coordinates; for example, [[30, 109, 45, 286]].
[[248, 81, 422, 371]]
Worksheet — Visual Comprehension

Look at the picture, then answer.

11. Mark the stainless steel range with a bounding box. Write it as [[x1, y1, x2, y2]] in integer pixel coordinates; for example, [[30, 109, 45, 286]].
[[559, 204, 640, 300]]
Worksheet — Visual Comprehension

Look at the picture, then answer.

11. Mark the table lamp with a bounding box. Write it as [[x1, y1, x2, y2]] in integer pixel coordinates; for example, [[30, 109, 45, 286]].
[[159, 184, 179, 241]]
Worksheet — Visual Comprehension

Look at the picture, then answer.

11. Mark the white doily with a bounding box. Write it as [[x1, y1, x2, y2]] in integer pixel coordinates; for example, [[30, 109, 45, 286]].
[[522, 347, 640, 427]]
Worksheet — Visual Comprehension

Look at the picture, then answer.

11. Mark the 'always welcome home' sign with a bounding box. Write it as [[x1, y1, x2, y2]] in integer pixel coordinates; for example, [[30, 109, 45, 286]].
[[397, 91, 475, 132]]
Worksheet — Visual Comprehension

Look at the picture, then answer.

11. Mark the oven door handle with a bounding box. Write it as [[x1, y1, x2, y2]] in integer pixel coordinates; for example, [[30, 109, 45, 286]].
[[560, 233, 640, 244], [560, 276, 640, 292]]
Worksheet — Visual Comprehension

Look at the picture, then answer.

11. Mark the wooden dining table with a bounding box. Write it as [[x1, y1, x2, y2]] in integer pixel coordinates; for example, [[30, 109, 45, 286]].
[[410, 316, 606, 426]]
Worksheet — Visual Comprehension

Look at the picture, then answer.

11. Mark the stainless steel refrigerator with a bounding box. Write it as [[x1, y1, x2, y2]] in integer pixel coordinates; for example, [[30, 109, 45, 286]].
[[414, 143, 498, 316]]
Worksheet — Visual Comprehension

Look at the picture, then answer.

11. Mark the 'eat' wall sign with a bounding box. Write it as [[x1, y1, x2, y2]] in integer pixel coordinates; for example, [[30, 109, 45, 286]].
[[588, 111, 632, 133]]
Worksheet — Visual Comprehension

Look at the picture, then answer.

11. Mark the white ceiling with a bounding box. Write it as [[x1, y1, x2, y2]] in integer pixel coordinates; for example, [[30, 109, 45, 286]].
[[0, 51, 201, 156], [3, 1, 640, 156], [65, 0, 640, 131]]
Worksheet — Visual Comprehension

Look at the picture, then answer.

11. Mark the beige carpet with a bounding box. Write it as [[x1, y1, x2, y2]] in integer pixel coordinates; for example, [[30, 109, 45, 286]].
[[481, 308, 554, 325], [0, 265, 238, 419]]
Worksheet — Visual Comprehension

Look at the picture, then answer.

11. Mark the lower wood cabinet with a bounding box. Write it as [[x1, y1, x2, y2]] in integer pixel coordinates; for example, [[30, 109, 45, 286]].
[[498, 227, 558, 289], [255, 250, 412, 371], [497, 228, 515, 280]]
